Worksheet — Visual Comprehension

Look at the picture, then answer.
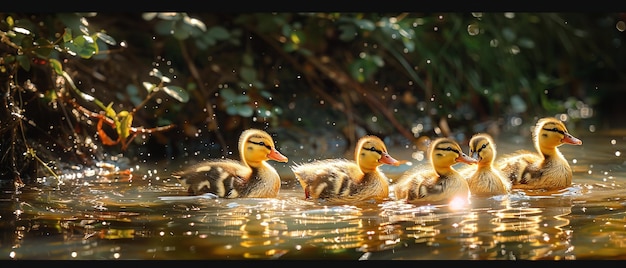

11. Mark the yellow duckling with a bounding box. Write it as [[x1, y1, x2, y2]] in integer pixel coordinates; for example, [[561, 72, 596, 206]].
[[497, 117, 582, 190], [291, 135, 401, 203], [466, 133, 512, 197], [171, 128, 288, 198], [393, 137, 477, 204]]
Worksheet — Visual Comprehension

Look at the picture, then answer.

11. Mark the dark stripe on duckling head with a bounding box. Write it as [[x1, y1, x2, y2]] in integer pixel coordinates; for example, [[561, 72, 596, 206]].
[[248, 140, 271, 150], [435, 144, 461, 155], [363, 146, 383, 155], [542, 126, 566, 136]]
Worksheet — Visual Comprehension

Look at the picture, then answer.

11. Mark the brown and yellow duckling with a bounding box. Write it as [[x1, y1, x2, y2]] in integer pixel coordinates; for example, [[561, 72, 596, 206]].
[[465, 133, 512, 197], [291, 135, 402, 203], [497, 117, 582, 191], [171, 128, 288, 198], [393, 137, 477, 204]]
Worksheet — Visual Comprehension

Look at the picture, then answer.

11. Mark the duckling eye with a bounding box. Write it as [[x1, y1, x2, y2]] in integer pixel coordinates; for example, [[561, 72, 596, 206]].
[[249, 140, 271, 150], [481, 143, 488, 149], [364, 146, 383, 155], [543, 127, 565, 135]]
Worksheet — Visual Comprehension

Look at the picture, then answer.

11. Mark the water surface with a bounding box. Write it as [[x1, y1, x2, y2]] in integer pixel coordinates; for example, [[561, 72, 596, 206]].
[[2, 129, 626, 260]]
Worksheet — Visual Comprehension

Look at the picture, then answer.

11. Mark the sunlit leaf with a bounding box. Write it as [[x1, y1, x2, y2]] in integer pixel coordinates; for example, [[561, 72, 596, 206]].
[[142, 12, 157, 21], [70, 35, 97, 59], [13, 27, 30, 35], [149, 68, 163, 79], [162, 85, 189, 103], [49, 58, 63, 75], [105, 102, 116, 118], [183, 16, 206, 32], [119, 112, 133, 139], [6, 16, 14, 27], [143, 81, 156, 92], [157, 12, 182, 20], [96, 32, 117, 45], [63, 28, 73, 42]]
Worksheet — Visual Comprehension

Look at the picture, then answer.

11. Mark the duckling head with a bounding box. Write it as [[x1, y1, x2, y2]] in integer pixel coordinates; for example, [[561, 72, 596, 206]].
[[429, 137, 477, 171], [240, 129, 289, 167], [533, 118, 582, 154], [355, 135, 400, 173], [469, 133, 496, 167]]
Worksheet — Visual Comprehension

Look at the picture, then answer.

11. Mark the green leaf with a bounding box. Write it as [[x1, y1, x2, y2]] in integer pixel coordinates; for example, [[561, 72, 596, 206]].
[[96, 32, 117, 46], [142, 82, 155, 92], [49, 58, 63, 75], [338, 24, 357, 41], [17, 55, 30, 71], [70, 35, 97, 59], [226, 105, 238, 115], [182, 16, 206, 32], [63, 28, 73, 42], [155, 20, 176, 36], [220, 88, 236, 100], [207, 26, 230, 40], [240, 66, 257, 83], [237, 104, 254, 117], [162, 85, 189, 103], [234, 94, 250, 103], [354, 19, 375, 31]]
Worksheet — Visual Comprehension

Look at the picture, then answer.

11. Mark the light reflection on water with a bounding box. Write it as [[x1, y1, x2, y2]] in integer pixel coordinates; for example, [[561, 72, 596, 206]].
[[2, 132, 626, 260]]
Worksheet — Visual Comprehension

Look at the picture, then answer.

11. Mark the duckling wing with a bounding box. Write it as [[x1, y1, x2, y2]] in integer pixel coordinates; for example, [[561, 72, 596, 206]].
[[393, 168, 438, 200], [496, 150, 541, 184], [292, 159, 363, 199], [172, 159, 253, 197]]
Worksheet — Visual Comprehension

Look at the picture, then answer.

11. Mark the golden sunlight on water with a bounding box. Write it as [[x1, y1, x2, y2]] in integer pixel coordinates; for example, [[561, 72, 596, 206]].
[[2, 130, 626, 260]]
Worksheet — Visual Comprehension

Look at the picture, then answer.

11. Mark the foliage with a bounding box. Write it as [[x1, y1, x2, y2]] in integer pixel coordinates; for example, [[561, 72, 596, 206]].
[[0, 12, 624, 183]]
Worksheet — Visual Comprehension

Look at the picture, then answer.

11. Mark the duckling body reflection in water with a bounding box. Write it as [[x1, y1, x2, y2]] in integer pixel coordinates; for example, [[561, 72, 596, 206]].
[[497, 117, 582, 191], [393, 137, 477, 205], [172, 128, 288, 198], [291, 135, 402, 203], [465, 133, 512, 197]]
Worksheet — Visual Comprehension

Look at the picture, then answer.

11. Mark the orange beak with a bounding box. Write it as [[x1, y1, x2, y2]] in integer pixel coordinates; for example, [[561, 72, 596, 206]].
[[562, 133, 582, 145], [379, 152, 402, 166], [456, 152, 478, 165], [268, 148, 289, 162]]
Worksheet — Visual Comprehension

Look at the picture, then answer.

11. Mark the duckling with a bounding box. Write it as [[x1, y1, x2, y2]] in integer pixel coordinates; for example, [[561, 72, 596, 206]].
[[466, 133, 512, 197], [171, 128, 288, 198], [393, 137, 477, 204], [497, 117, 582, 190], [291, 135, 401, 203]]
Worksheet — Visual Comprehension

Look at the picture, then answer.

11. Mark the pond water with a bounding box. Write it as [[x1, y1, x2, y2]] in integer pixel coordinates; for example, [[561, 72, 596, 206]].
[[2, 127, 626, 260]]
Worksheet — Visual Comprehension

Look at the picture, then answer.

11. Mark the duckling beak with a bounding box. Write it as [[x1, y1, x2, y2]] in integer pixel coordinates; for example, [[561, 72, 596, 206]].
[[456, 153, 478, 165], [471, 152, 481, 162], [268, 149, 289, 163], [379, 152, 402, 166], [562, 133, 582, 145]]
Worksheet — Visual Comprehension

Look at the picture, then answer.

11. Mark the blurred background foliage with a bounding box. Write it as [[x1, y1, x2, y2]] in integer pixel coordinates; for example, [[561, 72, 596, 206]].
[[1, 12, 625, 183]]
